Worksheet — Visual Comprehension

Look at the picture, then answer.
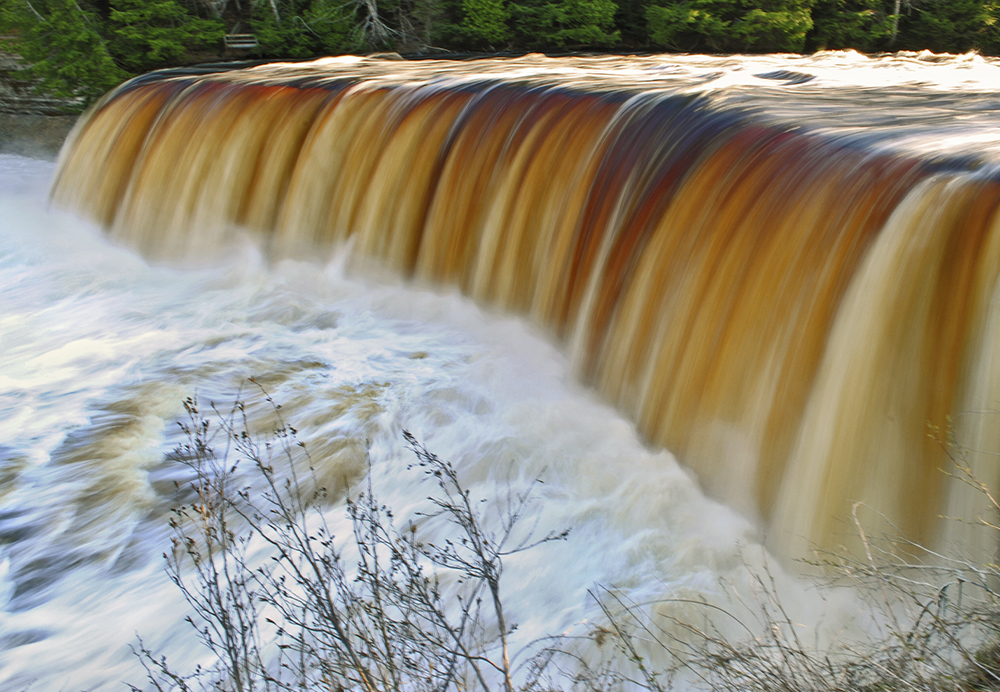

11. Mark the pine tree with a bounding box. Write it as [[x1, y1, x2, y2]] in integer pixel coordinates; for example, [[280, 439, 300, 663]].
[[0, 0, 126, 107], [108, 0, 223, 73]]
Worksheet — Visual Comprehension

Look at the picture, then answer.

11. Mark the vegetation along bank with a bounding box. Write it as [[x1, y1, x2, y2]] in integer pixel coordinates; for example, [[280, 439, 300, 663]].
[[0, 0, 998, 112]]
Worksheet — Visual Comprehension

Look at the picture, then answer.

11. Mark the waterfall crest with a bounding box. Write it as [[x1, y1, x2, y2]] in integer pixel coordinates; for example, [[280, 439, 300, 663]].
[[52, 55, 1000, 556]]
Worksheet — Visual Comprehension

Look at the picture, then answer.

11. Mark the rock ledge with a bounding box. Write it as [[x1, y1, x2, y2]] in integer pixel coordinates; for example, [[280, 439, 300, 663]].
[[0, 47, 80, 160]]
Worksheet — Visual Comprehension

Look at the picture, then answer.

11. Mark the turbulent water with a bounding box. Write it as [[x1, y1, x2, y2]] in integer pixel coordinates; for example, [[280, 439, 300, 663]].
[[0, 153, 791, 691], [52, 49, 1000, 558], [4, 50, 1000, 691]]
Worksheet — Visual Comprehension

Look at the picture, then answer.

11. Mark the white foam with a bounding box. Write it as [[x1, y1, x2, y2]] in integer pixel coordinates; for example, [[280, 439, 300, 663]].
[[0, 135, 864, 689]]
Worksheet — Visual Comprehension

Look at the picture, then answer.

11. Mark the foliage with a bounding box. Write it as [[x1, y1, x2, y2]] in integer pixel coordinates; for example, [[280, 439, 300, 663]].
[[396, 0, 443, 49], [242, 0, 379, 56], [424, 0, 500, 50], [0, 0, 225, 106], [460, 0, 510, 47], [108, 0, 223, 73], [133, 390, 1000, 692], [510, 0, 619, 47], [250, 0, 323, 58], [4, 0, 1000, 99], [733, 0, 814, 51], [645, 0, 814, 53], [808, 0, 894, 51], [896, 0, 1000, 54], [301, 0, 362, 53], [0, 0, 125, 108], [132, 391, 569, 692], [646, 0, 736, 51], [612, 0, 650, 46]]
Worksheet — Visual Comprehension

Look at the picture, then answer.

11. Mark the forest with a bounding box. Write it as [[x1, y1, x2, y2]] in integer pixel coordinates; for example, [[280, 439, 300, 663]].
[[0, 0, 998, 110]]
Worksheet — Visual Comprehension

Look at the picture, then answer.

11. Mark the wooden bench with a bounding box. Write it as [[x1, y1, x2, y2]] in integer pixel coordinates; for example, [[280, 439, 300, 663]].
[[224, 34, 259, 50]]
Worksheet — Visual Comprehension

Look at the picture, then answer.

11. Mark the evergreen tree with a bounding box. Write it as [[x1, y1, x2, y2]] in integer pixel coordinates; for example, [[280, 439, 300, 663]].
[[808, 0, 894, 51], [733, 0, 813, 50], [510, 0, 619, 47], [897, 0, 1000, 53], [4, 0, 1000, 102], [613, 0, 650, 45], [461, 0, 510, 46], [108, 0, 223, 73], [646, 0, 813, 52], [250, 0, 324, 57], [0, 0, 126, 106], [646, 0, 736, 51], [302, 0, 360, 52]]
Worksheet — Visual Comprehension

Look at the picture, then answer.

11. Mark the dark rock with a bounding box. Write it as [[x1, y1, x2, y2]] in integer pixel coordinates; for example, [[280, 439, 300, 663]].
[[0, 48, 80, 159], [0, 113, 76, 160]]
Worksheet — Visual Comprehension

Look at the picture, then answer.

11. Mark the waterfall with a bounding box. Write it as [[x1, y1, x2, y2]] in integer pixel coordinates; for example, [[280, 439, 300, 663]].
[[51, 53, 1000, 557]]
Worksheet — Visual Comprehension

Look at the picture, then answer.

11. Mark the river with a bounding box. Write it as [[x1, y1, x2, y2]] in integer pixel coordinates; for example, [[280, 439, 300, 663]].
[[6, 50, 1000, 690]]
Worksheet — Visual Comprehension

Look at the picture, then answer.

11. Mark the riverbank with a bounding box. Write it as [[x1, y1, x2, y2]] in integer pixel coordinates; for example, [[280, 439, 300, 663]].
[[0, 113, 75, 160], [0, 48, 78, 160]]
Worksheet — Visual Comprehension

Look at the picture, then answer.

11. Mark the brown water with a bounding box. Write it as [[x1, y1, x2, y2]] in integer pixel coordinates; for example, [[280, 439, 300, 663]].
[[51, 51, 1000, 561]]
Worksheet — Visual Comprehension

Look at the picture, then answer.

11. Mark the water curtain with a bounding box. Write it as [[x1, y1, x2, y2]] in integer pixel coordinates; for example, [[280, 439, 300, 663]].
[[52, 57, 1000, 558]]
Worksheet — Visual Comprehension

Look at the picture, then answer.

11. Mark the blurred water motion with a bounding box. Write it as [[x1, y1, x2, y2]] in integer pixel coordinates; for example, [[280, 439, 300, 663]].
[[52, 52, 1000, 558], [0, 51, 994, 690], [2, 153, 772, 692]]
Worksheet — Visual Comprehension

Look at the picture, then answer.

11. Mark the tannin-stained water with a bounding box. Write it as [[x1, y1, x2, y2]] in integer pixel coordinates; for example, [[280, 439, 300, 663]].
[[0, 154, 828, 691], [51, 51, 1000, 556], [5, 51, 1000, 691]]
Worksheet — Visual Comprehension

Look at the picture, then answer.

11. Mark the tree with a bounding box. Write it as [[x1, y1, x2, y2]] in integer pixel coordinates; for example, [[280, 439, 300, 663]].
[[302, 0, 362, 52], [510, 0, 619, 47], [646, 0, 814, 53], [247, 0, 374, 57], [646, 0, 736, 51], [461, 0, 510, 47], [108, 0, 223, 73], [896, 0, 1000, 54], [732, 0, 814, 51], [808, 0, 894, 51], [0, 0, 126, 107]]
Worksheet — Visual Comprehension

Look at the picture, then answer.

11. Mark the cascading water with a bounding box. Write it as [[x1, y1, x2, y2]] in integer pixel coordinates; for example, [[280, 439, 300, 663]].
[[2, 50, 1000, 691], [51, 51, 1000, 554], [1, 151, 782, 692]]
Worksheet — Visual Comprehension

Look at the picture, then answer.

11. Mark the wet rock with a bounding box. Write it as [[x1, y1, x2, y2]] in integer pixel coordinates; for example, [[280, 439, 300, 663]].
[[0, 47, 80, 159], [0, 113, 76, 160]]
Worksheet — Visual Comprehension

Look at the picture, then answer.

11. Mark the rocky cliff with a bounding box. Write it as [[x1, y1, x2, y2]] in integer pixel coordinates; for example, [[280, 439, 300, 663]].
[[0, 47, 78, 160]]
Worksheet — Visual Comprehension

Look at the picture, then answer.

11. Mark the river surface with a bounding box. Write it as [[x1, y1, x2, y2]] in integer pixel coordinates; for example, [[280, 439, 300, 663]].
[[0, 153, 799, 691], [6, 49, 1000, 691]]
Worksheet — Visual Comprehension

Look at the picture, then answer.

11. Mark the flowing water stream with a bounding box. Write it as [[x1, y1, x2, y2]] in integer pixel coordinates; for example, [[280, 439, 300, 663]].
[[4, 50, 1000, 690], [0, 153, 784, 691]]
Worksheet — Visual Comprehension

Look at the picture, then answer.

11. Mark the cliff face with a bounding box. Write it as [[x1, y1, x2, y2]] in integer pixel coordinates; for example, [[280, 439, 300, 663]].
[[0, 48, 78, 160]]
